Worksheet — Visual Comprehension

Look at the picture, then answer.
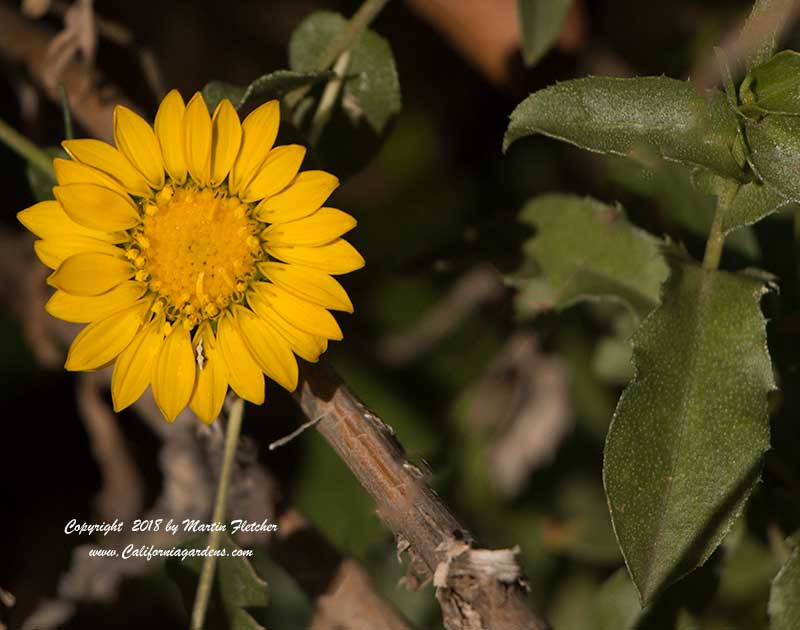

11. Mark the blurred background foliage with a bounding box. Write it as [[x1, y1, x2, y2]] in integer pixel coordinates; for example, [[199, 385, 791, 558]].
[[1, 0, 799, 629]]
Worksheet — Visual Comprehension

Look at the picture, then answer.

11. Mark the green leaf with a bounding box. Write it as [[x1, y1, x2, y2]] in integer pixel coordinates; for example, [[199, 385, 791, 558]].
[[604, 258, 774, 603], [745, 50, 800, 115], [722, 179, 790, 233], [739, 0, 796, 71], [168, 533, 268, 629], [769, 547, 800, 630], [718, 533, 780, 605], [607, 157, 760, 257], [591, 569, 642, 630], [514, 194, 669, 319], [517, 0, 574, 67], [289, 11, 401, 134], [202, 70, 332, 112], [746, 115, 800, 202], [504, 77, 743, 179]]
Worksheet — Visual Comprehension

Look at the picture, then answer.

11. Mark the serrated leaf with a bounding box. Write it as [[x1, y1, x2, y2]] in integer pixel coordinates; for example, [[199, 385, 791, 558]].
[[504, 77, 743, 179], [168, 533, 268, 629], [203, 70, 332, 112], [517, 0, 574, 67], [746, 115, 800, 202], [604, 259, 774, 603], [514, 194, 669, 319], [746, 50, 800, 115], [769, 547, 800, 630], [289, 11, 401, 134], [591, 569, 642, 630]]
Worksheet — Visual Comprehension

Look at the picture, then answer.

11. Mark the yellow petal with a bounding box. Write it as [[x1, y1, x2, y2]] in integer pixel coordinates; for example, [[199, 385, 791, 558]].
[[189, 323, 229, 423], [155, 89, 187, 184], [240, 144, 306, 203], [258, 262, 353, 312], [62, 139, 152, 198], [209, 99, 242, 186], [183, 92, 212, 186], [228, 100, 280, 194], [65, 299, 150, 371], [235, 305, 298, 392], [247, 289, 326, 362], [17, 199, 125, 243], [46, 281, 147, 323], [111, 315, 164, 412], [256, 283, 342, 340], [53, 157, 130, 199], [266, 238, 365, 275], [262, 207, 356, 247], [114, 105, 165, 188], [48, 252, 134, 296], [254, 171, 339, 224], [54, 183, 140, 232], [153, 321, 196, 422], [217, 312, 265, 404], [34, 236, 123, 270]]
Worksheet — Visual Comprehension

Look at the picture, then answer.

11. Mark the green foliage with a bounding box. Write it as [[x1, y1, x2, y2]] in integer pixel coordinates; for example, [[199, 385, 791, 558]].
[[744, 50, 800, 115], [592, 569, 641, 630], [740, 0, 796, 71], [289, 11, 401, 134], [607, 157, 760, 256], [514, 194, 669, 319], [604, 258, 774, 603], [721, 179, 791, 233], [517, 0, 575, 67], [202, 70, 333, 112], [746, 115, 800, 201], [168, 534, 268, 629], [287, 10, 401, 177], [504, 77, 743, 179], [769, 548, 800, 630]]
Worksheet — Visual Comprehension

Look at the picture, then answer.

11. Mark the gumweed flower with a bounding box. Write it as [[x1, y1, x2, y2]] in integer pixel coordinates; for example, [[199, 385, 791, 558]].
[[17, 90, 363, 422]]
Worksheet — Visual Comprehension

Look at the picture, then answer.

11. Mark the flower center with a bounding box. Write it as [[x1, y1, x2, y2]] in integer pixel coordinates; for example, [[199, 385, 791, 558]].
[[132, 186, 261, 325]]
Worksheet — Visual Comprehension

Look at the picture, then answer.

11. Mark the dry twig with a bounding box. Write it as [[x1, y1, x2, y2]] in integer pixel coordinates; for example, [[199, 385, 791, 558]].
[[295, 361, 550, 630]]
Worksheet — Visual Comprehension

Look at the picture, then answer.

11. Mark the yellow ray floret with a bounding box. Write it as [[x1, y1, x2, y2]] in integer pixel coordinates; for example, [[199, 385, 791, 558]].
[[17, 89, 363, 423]]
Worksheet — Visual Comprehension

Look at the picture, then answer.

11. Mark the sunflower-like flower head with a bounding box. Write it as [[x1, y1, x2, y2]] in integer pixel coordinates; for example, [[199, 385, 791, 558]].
[[17, 91, 363, 422]]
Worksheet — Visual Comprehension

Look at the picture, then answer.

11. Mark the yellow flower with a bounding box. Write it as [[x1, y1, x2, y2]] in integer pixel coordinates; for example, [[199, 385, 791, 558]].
[[17, 90, 363, 423]]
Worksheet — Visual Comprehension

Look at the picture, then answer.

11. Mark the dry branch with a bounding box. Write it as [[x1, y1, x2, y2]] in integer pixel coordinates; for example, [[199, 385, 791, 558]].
[[0, 2, 138, 142], [295, 361, 550, 630]]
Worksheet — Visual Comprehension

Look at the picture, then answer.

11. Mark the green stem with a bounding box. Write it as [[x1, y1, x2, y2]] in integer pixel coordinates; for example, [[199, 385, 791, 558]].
[[309, 51, 351, 147], [285, 0, 391, 110], [190, 396, 245, 630], [0, 117, 55, 179], [314, 0, 390, 72], [702, 180, 738, 271]]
